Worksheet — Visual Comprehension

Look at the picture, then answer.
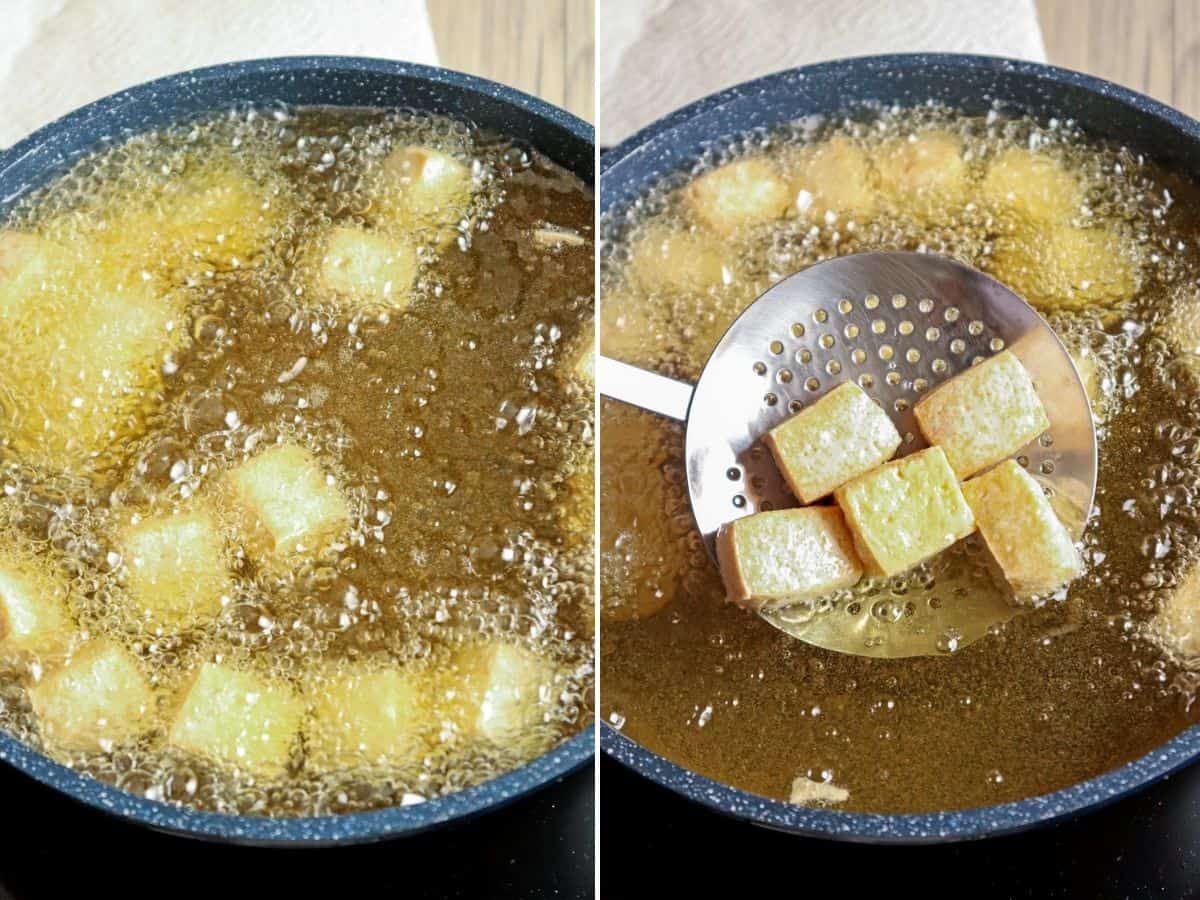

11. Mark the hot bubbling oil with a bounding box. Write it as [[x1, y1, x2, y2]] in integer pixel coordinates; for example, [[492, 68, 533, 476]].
[[0, 106, 594, 816], [600, 105, 1200, 813]]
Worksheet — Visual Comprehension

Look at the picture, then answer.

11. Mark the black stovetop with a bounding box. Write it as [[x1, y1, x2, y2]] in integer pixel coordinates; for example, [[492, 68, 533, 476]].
[[0, 761, 593, 900], [600, 754, 1200, 899]]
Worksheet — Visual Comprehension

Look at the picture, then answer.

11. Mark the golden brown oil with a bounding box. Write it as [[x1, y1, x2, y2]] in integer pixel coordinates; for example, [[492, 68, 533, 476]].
[[0, 106, 593, 816], [600, 106, 1200, 813]]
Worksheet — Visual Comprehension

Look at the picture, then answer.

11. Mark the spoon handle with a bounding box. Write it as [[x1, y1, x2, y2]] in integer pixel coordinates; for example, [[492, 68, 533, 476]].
[[598, 356, 693, 422]]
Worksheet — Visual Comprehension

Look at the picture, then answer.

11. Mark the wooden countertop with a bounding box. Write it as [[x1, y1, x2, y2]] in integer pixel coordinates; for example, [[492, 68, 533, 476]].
[[427, 0, 594, 121], [1038, 0, 1200, 119]]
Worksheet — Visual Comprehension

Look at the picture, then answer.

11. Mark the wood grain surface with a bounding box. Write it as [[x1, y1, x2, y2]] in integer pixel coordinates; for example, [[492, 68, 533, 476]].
[[1038, 0, 1200, 118], [427, 0, 594, 121]]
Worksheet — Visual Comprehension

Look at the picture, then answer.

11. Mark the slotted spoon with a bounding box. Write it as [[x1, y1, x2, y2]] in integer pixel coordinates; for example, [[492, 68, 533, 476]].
[[600, 251, 1097, 658]]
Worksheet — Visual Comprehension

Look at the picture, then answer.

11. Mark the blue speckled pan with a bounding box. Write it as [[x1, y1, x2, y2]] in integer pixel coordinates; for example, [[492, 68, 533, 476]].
[[599, 52, 1200, 844], [0, 56, 594, 846]]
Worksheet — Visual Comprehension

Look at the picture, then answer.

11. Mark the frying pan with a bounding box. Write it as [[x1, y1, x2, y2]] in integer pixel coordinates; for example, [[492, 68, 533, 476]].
[[599, 52, 1200, 843], [0, 55, 594, 846]]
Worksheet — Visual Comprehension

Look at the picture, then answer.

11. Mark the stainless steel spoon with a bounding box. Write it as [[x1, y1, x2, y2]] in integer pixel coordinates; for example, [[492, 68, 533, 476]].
[[599, 251, 1097, 658]]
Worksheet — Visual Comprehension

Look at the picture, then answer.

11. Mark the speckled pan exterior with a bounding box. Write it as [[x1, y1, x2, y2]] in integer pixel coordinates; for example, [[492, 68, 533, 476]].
[[600, 53, 1200, 843], [0, 55, 594, 846]]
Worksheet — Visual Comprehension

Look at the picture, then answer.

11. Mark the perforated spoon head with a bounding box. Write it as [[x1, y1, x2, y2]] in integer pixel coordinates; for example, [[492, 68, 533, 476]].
[[684, 251, 1096, 658]]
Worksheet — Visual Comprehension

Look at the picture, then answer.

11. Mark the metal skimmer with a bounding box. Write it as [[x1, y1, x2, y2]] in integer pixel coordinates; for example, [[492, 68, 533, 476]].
[[599, 251, 1097, 658]]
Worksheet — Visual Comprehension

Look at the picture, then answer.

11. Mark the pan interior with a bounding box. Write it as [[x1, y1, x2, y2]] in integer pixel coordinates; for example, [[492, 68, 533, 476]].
[[600, 99, 1200, 815], [0, 102, 594, 819]]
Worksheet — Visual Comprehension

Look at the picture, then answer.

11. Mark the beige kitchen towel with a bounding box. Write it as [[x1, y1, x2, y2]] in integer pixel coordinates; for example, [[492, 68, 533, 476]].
[[599, 0, 1047, 145], [0, 0, 440, 148]]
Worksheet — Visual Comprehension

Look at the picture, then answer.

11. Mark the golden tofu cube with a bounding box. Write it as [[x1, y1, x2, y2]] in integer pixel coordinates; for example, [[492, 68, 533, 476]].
[[1160, 289, 1200, 369], [29, 639, 155, 752], [988, 223, 1139, 311], [563, 460, 595, 540], [599, 287, 655, 365], [227, 443, 351, 560], [120, 507, 232, 630], [440, 642, 559, 747], [168, 662, 304, 777], [684, 158, 792, 235], [308, 665, 430, 771], [0, 231, 70, 308], [572, 332, 594, 386], [161, 166, 283, 271], [961, 460, 1080, 597], [981, 148, 1083, 224], [788, 136, 878, 222], [0, 551, 73, 664], [834, 446, 975, 577], [379, 145, 473, 242], [1159, 564, 1200, 657], [763, 382, 901, 503], [789, 775, 850, 806], [914, 350, 1049, 479], [98, 164, 284, 278], [875, 131, 969, 217], [626, 224, 738, 295], [0, 232, 182, 471], [715, 507, 863, 610], [318, 226, 418, 308]]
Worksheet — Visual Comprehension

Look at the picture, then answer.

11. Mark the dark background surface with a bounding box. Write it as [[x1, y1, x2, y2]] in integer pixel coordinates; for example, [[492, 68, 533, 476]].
[[0, 761, 593, 900], [600, 754, 1200, 899]]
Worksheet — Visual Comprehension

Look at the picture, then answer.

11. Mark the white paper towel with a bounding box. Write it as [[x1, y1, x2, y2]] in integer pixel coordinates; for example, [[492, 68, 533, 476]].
[[0, 0, 440, 148], [599, 0, 1047, 145]]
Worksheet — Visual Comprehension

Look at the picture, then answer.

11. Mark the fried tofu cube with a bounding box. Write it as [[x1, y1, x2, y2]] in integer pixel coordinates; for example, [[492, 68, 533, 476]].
[[875, 131, 969, 217], [715, 507, 863, 610], [120, 507, 232, 630], [961, 460, 1080, 597], [226, 443, 351, 560], [0, 231, 70, 309], [562, 460, 595, 541], [572, 332, 594, 386], [168, 662, 304, 777], [440, 642, 559, 747], [1160, 288, 1200, 366], [163, 166, 283, 271], [988, 224, 1139, 311], [789, 136, 878, 222], [599, 287, 655, 365], [557, 460, 595, 639], [763, 382, 901, 503], [308, 665, 430, 771], [834, 446, 975, 577], [789, 775, 850, 806], [379, 145, 473, 242], [685, 158, 792, 235], [29, 639, 155, 752], [99, 164, 284, 277], [981, 148, 1083, 224], [626, 224, 738, 295], [914, 350, 1049, 479], [1159, 563, 1200, 657], [0, 552, 73, 663], [0, 232, 182, 470], [318, 225, 418, 308]]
